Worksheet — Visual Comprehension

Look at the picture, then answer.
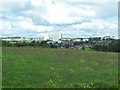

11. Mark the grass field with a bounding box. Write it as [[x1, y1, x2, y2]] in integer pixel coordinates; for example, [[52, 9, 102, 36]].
[[2, 47, 118, 88]]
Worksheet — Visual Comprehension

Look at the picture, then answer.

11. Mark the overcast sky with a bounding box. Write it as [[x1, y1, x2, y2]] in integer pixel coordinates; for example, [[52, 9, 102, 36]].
[[0, 0, 119, 38]]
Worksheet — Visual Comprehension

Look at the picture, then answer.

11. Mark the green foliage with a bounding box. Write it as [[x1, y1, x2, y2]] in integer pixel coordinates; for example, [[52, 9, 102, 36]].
[[2, 47, 118, 88], [2, 41, 14, 47], [50, 44, 57, 48], [92, 39, 120, 52]]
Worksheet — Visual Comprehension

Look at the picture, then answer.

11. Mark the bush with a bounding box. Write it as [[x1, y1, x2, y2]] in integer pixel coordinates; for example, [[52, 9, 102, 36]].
[[92, 39, 120, 52]]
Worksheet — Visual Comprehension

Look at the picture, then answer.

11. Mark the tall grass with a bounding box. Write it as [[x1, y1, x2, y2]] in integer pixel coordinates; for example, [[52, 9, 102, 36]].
[[2, 47, 118, 88]]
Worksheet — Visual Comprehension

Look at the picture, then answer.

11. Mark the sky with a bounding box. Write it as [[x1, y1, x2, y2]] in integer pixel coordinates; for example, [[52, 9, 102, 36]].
[[0, 0, 119, 38]]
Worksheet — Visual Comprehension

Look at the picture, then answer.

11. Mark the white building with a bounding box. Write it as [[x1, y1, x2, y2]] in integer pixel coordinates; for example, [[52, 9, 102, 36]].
[[51, 32, 62, 41], [44, 33, 50, 41], [44, 32, 62, 41], [82, 38, 89, 41]]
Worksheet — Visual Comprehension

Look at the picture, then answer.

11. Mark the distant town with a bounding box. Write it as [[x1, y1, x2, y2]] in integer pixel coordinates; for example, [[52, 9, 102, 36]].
[[1, 32, 119, 52], [0, 32, 117, 42]]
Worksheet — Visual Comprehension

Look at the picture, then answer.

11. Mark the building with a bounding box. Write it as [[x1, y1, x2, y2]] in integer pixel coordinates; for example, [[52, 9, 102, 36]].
[[102, 36, 115, 40], [1, 37, 28, 41], [51, 32, 62, 42], [82, 38, 89, 41], [44, 33, 50, 41], [34, 32, 62, 41]]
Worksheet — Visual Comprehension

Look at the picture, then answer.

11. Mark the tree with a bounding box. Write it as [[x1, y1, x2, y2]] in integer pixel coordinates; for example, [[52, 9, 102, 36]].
[[92, 39, 120, 52], [82, 47, 85, 50], [29, 40, 36, 46]]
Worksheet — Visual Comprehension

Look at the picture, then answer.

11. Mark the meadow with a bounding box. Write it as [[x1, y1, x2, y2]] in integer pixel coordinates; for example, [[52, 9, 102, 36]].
[[2, 47, 118, 88]]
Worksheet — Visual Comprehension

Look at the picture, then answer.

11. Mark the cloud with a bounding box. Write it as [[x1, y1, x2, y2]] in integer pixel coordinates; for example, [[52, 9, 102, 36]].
[[61, 0, 119, 2], [57, 18, 118, 37], [0, 1, 31, 14], [0, 20, 14, 36], [0, 0, 118, 38]]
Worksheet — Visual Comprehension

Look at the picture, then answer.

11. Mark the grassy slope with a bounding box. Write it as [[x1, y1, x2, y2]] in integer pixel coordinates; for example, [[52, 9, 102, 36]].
[[2, 47, 118, 88], [0, 47, 1, 89]]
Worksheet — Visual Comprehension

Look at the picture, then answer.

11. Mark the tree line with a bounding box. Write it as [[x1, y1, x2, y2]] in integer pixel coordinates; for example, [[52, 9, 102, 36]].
[[92, 39, 120, 52], [2, 40, 57, 48], [2, 39, 120, 52]]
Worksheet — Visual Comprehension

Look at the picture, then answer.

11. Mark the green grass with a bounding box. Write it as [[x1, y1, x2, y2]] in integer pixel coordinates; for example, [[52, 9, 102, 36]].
[[84, 48, 93, 51], [2, 47, 118, 88]]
